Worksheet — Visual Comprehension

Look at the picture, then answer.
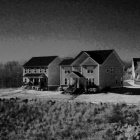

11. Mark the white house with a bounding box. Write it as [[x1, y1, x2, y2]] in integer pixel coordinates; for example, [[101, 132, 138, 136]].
[[23, 56, 61, 90], [60, 50, 124, 90]]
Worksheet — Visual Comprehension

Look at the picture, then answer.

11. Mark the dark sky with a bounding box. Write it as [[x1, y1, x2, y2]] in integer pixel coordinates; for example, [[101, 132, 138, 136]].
[[0, 0, 140, 62]]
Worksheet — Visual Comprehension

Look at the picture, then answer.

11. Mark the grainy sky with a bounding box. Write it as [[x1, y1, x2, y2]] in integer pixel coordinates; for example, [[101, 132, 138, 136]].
[[0, 0, 140, 62]]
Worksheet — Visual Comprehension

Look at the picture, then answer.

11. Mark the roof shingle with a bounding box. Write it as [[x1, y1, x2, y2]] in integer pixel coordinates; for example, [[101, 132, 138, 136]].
[[23, 56, 57, 67], [59, 58, 74, 65], [84, 50, 113, 64]]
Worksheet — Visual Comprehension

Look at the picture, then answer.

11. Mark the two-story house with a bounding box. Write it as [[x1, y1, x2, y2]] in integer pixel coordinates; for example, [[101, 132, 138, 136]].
[[60, 50, 124, 90], [23, 56, 61, 90]]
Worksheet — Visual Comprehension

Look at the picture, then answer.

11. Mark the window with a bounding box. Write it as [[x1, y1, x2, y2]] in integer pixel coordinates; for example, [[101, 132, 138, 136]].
[[24, 78, 26, 82], [89, 78, 91, 85], [40, 69, 44, 73], [87, 69, 93, 73], [106, 69, 109, 73], [34, 69, 36, 73], [65, 70, 70, 74], [65, 78, 67, 85], [110, 67, 114, 73], [92, 78, 94, 85], [91, 70, 93, 73], [24, 69, 27, 73], [45, 69, 47, 73], [29, 69, 31, 73]]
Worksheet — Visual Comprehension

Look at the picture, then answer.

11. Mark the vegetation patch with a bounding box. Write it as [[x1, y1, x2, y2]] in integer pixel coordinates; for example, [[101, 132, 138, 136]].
[[0, 99, 140, 139]]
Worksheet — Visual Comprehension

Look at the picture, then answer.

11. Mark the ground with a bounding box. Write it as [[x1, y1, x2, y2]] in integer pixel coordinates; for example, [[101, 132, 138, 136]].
[[1, 83, 140, 104]]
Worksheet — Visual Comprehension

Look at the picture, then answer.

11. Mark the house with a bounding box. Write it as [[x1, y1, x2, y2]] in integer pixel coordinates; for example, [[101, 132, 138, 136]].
[[60, 49, 124, 90], [132, 58, 140, 84], [23, 56, 61, 90]]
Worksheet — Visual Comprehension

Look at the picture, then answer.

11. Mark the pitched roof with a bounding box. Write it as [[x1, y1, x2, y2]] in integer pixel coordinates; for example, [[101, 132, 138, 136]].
[[59, 58, 74, 65], [84, 50, 114, 64], [133, 58, 140, 61], [23, 56, 57, 67]]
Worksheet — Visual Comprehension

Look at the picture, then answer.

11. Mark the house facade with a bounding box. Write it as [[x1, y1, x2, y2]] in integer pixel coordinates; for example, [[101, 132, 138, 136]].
[[132, 58, 140, 84], [23, 56, 61, 90], [60, 50, 124, 90]]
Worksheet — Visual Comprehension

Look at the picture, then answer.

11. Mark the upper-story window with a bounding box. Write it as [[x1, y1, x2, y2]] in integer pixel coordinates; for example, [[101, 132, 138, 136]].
[[32, 69, 35, 73], [45, 69, 47, 73], [87, 69, 93, 73], [24, 69, 27, 73], [65, 70, 70, 74], [29, 69, 31, 73], [34, 69, 36, 73], [106, 68, 114, 73], [110, 67, 114, 73], [106, 69, 109, 73], [40, 69, 44, 73]]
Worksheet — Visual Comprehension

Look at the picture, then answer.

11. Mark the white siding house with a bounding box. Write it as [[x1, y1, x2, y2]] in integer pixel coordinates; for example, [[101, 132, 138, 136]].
[[23, 56, 61, 90], [60, 49, 124, 90]]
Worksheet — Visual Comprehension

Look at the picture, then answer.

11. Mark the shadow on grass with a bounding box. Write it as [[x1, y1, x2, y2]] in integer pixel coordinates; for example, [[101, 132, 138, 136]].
[[109, 87, 140, 95]]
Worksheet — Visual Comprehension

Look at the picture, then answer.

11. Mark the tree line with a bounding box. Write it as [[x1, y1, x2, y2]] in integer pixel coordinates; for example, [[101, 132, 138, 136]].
[[0, 61, 24, 88]]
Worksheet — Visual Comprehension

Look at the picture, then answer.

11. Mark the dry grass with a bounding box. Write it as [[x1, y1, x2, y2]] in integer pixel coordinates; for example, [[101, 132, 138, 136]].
[[1, 87, 140, 104]]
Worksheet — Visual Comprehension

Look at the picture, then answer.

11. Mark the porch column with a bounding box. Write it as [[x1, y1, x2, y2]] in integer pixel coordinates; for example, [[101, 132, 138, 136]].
[[77, 78, 79, 88]]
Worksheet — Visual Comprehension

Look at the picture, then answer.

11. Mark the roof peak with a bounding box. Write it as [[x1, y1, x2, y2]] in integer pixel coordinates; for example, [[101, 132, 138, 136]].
[[83, 49, 114, 64], [31, 56, 57, 58], [83, 49, 114, 52]]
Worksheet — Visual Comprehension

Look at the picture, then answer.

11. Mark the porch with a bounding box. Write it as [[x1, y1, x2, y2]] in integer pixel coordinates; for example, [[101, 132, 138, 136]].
[[66, 71, 86, 89], [23, 73, 48, 90]]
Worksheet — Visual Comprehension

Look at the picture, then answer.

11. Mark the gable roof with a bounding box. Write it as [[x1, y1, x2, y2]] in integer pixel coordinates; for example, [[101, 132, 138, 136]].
[[59, 58, 74, 65], [84, 50, 114, 64], [23, 56, 57, 67]]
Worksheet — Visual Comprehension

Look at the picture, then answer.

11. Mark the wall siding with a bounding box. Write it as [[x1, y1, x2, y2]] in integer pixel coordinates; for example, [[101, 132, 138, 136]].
[[48, 57, 61, 87], [60, 66, 72, 85], [82, 65, 99, 86], [99, 52, 123, 89]]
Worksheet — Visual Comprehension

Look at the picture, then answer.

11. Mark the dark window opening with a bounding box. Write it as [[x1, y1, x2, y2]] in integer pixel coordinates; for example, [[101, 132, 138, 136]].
[[65, 78, 67, 85]]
